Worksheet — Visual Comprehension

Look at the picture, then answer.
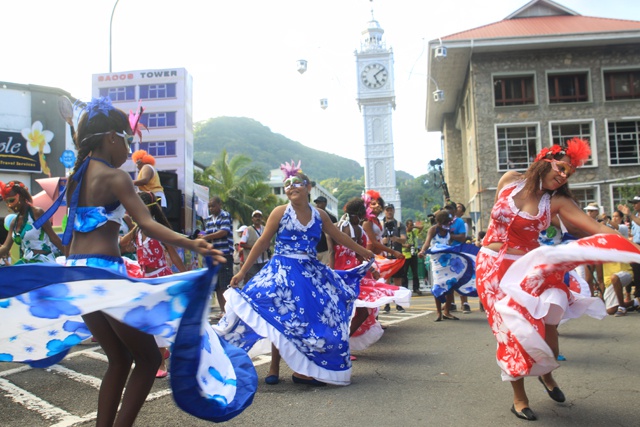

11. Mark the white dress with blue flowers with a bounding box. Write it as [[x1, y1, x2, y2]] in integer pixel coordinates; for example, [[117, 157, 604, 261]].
[[427, 230, 479, 302], [215, 203, 371, 385]]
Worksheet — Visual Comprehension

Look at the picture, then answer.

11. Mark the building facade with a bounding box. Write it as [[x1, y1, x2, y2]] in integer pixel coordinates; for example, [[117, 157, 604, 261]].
[[426, 0, 640, 234], [92, 68, 195, 232], [0, 82, 73, 219]]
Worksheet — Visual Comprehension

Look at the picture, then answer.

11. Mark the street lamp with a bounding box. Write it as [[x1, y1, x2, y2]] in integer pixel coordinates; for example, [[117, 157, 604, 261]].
[[429, 158, 450, 202], [109, 0, 120, 73]]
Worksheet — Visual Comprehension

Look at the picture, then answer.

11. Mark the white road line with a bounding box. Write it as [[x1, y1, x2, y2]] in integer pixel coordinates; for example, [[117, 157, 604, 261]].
[[380, 311, 433, 325], [0, 377, 83, 425], [49, 365, 102, 389]]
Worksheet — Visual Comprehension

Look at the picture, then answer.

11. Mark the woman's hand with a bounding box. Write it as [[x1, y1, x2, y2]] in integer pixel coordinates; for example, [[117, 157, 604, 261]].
[[418, 250, 426, 259], [230, 272, 246, 288], [191, 239, 226, 264]]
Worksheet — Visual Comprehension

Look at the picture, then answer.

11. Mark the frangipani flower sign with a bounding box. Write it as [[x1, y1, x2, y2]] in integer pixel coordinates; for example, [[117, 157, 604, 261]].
[[22, 121, 53, 177], [0, 122, 54, 175]]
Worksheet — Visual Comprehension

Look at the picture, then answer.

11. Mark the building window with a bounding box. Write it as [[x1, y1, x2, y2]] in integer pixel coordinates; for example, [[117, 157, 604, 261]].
[[550, 121, 595, 166], [608, 120, 640, 165], [494, 75, 535, 106], [138, 141, 177, 157], [140, 83, 176, 100], [604, 69, 640, 101], [612, 184, 640, 212], [547, 72, 589, 103], [99, 86, 135, 101], [496, 125, 538, 171], [140, 112, 176, 128], [571, 187, 598, 210]]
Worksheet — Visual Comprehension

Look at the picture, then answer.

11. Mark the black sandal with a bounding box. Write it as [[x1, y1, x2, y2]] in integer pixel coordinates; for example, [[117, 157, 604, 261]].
[[442, 314, 459, 320], [434, 315, 443, 322]]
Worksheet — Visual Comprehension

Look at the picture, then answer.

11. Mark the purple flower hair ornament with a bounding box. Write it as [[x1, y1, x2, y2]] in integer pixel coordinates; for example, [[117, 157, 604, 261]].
[[280, 160, 302, 180], [83, 97, 115, 120]]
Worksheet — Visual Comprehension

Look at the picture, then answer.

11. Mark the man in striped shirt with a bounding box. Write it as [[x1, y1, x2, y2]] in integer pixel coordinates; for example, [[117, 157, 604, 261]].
[[202, 196, 234, 316]]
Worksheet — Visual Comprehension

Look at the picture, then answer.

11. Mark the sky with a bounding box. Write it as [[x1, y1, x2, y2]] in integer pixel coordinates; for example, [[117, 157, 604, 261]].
[[3, 0, 640, 178]]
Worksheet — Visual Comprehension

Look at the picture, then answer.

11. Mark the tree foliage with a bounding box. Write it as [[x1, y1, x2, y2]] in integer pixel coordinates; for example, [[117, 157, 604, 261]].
[[194, 149, 279, 224]]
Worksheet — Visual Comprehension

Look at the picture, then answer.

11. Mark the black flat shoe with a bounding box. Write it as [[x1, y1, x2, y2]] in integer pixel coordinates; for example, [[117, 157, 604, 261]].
[[538, 376, 566, 402], [511, 404, 537, 421], [442, 314, 459, 320], [291, 374, 326, 386], [434, 315, 443, 322]]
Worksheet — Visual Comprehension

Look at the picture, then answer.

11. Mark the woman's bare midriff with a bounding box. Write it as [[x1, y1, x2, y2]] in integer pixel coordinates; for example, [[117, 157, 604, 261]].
[[484, 242, 527, 255]]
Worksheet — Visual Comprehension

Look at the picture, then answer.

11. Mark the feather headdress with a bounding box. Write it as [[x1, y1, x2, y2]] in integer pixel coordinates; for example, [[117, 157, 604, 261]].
[[534, 138, 591, 168], [362, 189, 381, 221], [129, 102, 148, 141], [280, 160, 302, 180], [83, 97, 115, 121], [0, 181, 26, 199]]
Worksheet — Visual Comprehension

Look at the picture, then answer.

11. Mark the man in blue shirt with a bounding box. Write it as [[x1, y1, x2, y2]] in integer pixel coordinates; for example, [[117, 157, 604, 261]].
[[202, 196, 234, 317]]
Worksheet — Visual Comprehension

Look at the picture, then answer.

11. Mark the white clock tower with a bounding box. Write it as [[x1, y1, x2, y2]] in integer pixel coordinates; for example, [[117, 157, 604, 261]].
[[355, 10, 401, 218]]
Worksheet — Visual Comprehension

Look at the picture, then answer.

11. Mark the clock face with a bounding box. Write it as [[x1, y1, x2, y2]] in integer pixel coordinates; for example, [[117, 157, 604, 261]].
[[361, 63, 388, 89]]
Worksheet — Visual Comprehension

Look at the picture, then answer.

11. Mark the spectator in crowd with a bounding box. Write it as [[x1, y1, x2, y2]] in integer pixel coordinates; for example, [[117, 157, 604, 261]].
[[401, 219, 423, 295], [584, 202, 600, 220], [201, 196, 234, 317], [596, 260, 639, 316], [618, 196, 640, 305], [314, 196, 337, 267], [382, 204, 407, 312], [240, 210, 270, 283]]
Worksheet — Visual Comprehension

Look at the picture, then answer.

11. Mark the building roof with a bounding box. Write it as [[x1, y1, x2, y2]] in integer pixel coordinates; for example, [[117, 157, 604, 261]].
[[443, 15, 640, 41], [425, 0, 640, 131]]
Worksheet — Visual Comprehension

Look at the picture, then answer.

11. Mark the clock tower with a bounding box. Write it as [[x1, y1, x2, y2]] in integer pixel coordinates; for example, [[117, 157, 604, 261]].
[[355, 10, 401, 218]]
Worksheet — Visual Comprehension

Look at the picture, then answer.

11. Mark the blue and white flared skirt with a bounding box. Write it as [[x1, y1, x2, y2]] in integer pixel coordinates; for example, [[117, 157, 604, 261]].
[[0, 259, 257, 422], [215, 254, 372, 385]]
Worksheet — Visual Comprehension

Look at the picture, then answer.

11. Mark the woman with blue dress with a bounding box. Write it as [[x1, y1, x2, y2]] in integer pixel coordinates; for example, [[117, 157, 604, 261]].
[[216, 161, 374, 386], [0, 97, 257, 425]]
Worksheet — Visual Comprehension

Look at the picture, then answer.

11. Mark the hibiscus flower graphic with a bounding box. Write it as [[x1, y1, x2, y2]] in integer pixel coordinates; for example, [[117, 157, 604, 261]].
[[17, 284, 81, 319], [21, 121, 54, 177]]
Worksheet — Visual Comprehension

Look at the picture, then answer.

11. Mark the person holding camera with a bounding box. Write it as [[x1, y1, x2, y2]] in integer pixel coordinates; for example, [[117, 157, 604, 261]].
[[401, 219, 423, 295], [382, 204, 407, 312]]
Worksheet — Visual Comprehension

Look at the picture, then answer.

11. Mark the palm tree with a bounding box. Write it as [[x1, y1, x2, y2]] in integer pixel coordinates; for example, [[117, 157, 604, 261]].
[[195, 149, 279, 223]]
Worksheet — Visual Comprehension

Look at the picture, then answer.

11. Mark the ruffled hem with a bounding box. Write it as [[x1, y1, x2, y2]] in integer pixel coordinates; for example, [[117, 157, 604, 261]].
[[222, 289, 352, 385], [494, 234, 639, 380], [354, 285, 411, 308], [350, 320, 384, 351]]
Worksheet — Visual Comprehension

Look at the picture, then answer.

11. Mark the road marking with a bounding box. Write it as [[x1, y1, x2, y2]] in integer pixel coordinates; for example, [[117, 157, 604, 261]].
[[1, 311, 432, 426]]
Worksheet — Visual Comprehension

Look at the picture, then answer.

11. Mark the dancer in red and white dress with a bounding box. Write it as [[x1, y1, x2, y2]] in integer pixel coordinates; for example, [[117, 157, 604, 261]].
[[476, 138, 640, 421], [341, 193, 408, 351]]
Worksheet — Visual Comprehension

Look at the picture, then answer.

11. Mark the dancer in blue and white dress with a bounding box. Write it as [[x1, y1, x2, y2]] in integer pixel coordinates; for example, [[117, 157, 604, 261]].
[[0, 97, 256, 425], [215, 161, 374, 386]]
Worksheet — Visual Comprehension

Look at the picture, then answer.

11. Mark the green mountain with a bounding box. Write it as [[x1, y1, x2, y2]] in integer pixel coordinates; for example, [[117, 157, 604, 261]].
[[194, 116, 366, 181]]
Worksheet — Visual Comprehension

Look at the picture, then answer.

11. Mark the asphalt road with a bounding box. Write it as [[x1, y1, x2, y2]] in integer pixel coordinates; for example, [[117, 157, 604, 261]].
[[1, 296, 639, 426]]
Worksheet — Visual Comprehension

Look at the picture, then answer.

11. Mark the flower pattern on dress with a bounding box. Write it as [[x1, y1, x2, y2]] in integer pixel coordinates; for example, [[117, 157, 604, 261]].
[[216, 203, 370, 380]]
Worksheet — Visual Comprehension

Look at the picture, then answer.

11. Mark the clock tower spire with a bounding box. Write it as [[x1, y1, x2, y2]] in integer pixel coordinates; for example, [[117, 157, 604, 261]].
[[355, 5, 401, 219]]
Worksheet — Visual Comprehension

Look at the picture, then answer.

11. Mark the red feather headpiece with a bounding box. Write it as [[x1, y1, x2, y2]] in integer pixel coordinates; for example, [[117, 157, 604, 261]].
[[362, 190, 381, 221], [0, 181, 26, 199], [534, 138, 591, 168]]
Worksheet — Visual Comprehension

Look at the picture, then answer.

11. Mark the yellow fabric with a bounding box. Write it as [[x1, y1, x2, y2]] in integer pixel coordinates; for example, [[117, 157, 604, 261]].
[[137, 165, 164, 194], [603, 262, 632, 287]]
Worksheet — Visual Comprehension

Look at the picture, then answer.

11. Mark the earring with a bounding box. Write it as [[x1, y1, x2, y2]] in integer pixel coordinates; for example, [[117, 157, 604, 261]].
[[539, 179, 543, 191]]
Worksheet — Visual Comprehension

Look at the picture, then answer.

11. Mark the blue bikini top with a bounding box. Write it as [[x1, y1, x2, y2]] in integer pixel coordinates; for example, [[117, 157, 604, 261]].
[[34, 157, 124, 244]]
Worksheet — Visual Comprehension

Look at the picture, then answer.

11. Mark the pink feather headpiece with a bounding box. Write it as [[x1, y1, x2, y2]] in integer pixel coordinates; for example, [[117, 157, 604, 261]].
[[129, 102, 148, 142], [362, 189, 381, 221], [280, 160, 302, 180], [534, 138, 591, 168]]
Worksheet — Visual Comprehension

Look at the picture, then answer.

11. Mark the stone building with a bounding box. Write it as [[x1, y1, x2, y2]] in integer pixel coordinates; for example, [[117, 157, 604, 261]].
[[425, 0, 640, 233]]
